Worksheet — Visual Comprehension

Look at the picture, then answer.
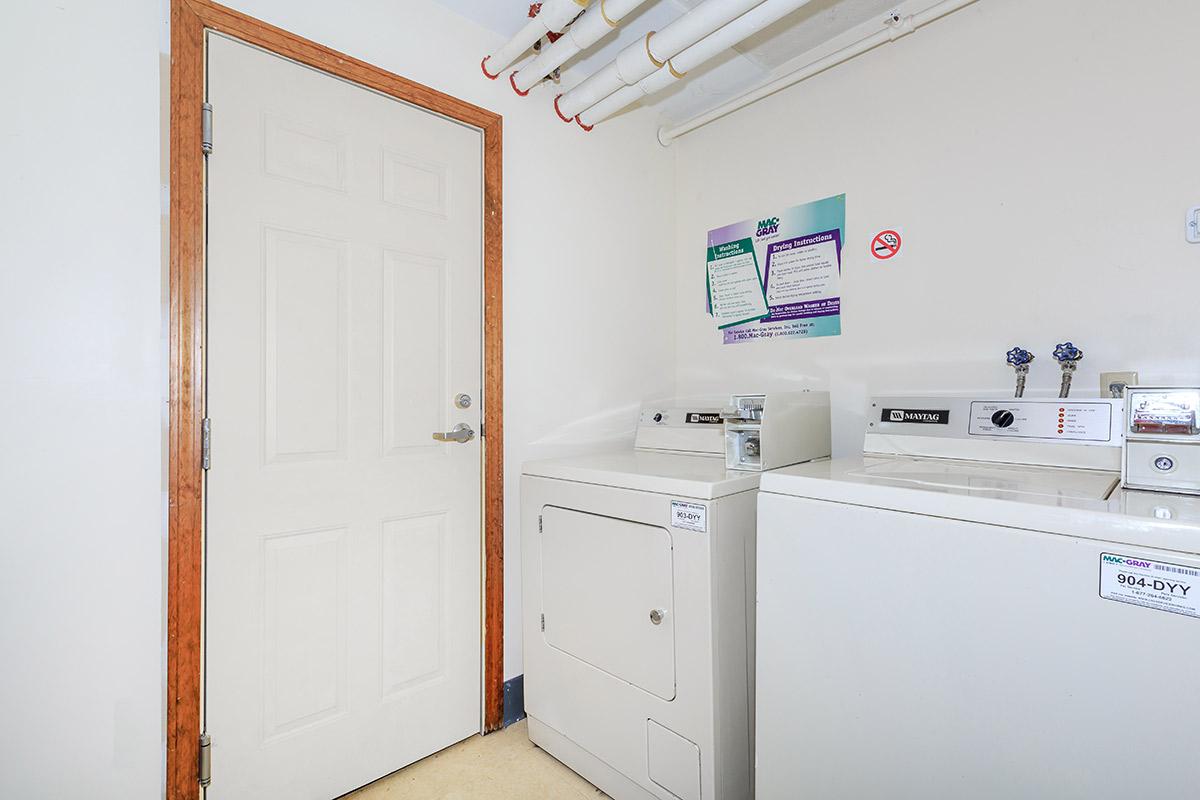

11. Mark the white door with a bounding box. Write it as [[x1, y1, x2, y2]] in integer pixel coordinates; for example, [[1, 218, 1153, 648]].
[[205, 34, 483, 800]]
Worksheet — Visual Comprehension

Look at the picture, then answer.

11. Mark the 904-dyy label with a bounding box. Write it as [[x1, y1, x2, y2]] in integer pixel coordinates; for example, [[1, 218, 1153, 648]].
[[1099, 553, 1199, 619]]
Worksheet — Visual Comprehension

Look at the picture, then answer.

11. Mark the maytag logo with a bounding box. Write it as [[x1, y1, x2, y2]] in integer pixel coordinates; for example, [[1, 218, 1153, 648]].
[[686, 412, 723, 425], [881, 408, 950, 425], [756, 217, 780, 237]]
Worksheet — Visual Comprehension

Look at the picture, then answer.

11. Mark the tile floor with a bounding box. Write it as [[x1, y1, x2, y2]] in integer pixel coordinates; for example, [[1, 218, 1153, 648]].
[[344, 720, 610, 800]]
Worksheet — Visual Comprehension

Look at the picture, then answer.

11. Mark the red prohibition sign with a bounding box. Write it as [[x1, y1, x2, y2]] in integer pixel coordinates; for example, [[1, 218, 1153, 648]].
[[871, 230, 901, 260]]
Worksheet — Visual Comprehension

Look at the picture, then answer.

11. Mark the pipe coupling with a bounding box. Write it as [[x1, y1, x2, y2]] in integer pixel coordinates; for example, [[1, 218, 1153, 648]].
[[886, 14, 915, 41]]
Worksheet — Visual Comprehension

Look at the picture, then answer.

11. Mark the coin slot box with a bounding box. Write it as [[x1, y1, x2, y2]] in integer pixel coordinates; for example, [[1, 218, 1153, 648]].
[[720, 392, 831, 472], [725, 426, 762, 470], [1124, 387, 1200, 495]]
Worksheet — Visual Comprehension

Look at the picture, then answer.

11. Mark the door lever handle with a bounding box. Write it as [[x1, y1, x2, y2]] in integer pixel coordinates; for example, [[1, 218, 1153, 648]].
[[432, 423, 475, 444]]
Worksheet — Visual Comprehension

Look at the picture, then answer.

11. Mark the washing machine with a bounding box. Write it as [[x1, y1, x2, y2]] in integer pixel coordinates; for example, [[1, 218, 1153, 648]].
[[755, 395, 1200, 799], [522, 393, 830, 800]]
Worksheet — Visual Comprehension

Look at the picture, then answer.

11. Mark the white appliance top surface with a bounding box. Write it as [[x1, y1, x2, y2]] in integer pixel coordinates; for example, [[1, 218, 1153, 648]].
[[760, 456, 1200, 556], [522, 451, 761, 500], [840, 456, 1118, 503]]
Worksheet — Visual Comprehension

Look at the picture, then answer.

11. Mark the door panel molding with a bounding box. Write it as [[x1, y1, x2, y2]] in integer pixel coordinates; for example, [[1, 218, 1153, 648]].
[[168, 2, 504, 796]]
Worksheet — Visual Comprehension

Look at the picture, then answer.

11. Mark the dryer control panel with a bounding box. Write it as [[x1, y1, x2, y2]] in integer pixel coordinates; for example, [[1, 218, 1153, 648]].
[[633, 392, 833, 471], [635, 405, 727, 457]]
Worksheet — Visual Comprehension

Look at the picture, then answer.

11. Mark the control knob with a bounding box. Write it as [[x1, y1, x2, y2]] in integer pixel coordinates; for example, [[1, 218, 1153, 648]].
[[991, 409, 1015, 428]]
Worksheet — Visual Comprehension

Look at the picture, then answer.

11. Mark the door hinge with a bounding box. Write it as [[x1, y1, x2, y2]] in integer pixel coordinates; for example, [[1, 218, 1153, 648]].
[[538, 515, 543, 534], [201, 417, 211, 470], [540, 613, 545, 632], [201, 102, 213, 155], [199, 733, 212, 787]]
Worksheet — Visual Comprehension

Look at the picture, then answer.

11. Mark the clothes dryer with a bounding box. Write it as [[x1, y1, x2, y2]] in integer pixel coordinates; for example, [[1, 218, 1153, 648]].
[[523, 394, 831, 800]]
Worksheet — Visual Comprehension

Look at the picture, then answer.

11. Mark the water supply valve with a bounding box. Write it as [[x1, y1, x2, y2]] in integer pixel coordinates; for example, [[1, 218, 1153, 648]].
[[1053, 342, 1084, 398], [1005, 347, 1034, 398]]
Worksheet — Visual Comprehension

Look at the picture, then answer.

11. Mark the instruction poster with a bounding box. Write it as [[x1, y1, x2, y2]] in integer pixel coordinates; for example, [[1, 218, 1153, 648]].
[[706, 194, 845, 345]]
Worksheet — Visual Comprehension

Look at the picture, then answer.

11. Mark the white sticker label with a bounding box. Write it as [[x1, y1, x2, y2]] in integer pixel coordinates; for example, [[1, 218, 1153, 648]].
[[1099, 553, 1200, 619], [670, 501, 707, 532]]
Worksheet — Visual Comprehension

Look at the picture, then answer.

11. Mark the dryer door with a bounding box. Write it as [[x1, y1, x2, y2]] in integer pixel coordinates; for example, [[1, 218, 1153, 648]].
[[540, 506, 676, 700]]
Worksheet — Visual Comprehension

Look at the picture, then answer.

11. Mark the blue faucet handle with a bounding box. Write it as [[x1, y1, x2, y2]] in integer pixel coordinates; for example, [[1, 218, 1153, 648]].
[[1053, 342, 1083, 363], [1006, 347, 1034, 367]]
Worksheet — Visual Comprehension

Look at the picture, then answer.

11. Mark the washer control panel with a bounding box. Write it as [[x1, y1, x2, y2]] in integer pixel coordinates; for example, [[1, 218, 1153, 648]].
[[868, 395, 1127, 473], [969, 401, 1114, 442]]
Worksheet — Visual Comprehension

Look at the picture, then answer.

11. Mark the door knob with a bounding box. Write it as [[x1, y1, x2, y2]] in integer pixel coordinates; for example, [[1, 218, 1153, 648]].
[[432, 423, 475, 443], [649, 609, 667, 625]]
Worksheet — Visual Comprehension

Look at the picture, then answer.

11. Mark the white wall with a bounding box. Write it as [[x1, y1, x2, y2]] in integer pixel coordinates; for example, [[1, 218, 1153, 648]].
[[673, 0, 1200, 456], [218, 0, 677, 684], [2, 1, 672, 795], [17, 0, 1198, 792], [0, 1, 165, 797]]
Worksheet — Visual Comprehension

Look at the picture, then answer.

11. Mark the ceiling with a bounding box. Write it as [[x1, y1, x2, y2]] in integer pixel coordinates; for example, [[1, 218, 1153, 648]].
[[432, 0, 904, 124]]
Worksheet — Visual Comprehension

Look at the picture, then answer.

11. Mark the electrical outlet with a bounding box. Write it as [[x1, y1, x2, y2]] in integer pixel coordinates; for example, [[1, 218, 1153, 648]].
[[1101, 371, 1138, 397]]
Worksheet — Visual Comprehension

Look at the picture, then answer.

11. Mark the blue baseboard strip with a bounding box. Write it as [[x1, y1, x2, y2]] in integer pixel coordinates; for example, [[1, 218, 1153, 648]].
[[502, 674, 525, 727]]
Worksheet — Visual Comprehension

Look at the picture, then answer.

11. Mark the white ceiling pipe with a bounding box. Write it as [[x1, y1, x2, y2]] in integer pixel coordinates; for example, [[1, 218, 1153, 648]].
[[482, 0, 591, 79], [555, 0, 768, 120], [576, 83, 646, 127], [578, 0, 819, 127], [672, 0, 816, 73], [511, 0, 654, 94], [647, 0, 768, 62], [658, 0, 979, 144]]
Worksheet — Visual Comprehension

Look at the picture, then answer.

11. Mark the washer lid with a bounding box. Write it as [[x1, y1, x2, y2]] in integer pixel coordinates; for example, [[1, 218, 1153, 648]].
[[522, 451, 760, 499], [847, 456, 1119, 504], [761, 456, 1118, 508], [760, 456, 1200, 557]]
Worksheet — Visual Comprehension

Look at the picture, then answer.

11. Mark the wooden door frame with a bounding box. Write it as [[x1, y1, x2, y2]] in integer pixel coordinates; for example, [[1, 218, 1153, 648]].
[[168, 1, 504, 796]]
